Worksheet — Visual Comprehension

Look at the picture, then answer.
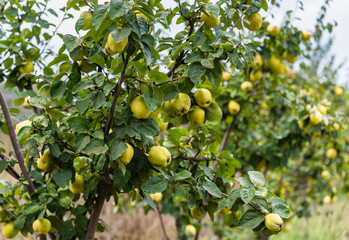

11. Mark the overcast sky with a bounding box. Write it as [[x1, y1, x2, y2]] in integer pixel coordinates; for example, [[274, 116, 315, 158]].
[[47, 0, 348, 85]]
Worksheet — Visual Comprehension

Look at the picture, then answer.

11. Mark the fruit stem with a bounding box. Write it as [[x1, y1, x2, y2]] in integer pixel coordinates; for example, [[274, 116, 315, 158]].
[[0, 89, 35, 195]]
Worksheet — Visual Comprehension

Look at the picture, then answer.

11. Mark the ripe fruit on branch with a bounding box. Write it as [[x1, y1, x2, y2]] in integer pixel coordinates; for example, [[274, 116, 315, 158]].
[[243, 13, 262, 31], [194, 89, 212, 108], [317, 104, 327, 115], [148, 146, 171, 167], [228, 100, 240, 115], [2, 222, 19, 239], [267, 25, 280, 36], [265, 213, 283, 231], [19, 61, 34, 74], [217, 208, 232, 216], [150, 192, 163, 203], [32, 218, 51, 235], [187, 106, 205, 126], [15, 120, 32, 135], [321, 170, 330, 180], [253, 54, 263, 68], [130, 96, 151, 119], [200, 11, 220, 29], [23, 96, 32, 108], [120, 143, 134, 164], [37, 149, 54, 171], [309, 111, 323, 125], [302, 32, 312, 41], [222, 71, 231, 81], [284, 50, 297, 63], [191, 205, 206, 221], [334, 86, 343, 95], [170, 93, 191, 115], [269, 55, 285, 74], [185, 224, 197, 235], [241, 81, 253, 92], [69, 175, 85, 194], [250, 70, 263, 81], [326, 148, 337, 160], [105, 32, 128, 55]]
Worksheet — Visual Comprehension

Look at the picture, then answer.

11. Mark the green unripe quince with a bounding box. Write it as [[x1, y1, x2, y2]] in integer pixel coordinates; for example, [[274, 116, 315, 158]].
[[243, 13, 262, 31], [170, 93, 191, 115], [130, 96, 151, 119], [164, 100, 177, 118], [2, 222, 19, 239], [120, 143, 134, 164], [69, 174, 85, 194], [32, 218, 51, 235], [200, 11, 220, 28], [19, 61, 34, 73], [265, 213, 283, 231], [148, 146, 171, 167], [191, 205, 206, 221], [187, 106, 205, 126], [194, 89, 212, 108]]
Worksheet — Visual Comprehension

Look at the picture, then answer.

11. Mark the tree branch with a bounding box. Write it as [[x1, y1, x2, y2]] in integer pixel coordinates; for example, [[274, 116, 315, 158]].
[[156, 204, 170, 240], [0, 203, 17, 219], [0, 89, 35, 195], [231, 5, 252, 30], [0, 153, 20, 180], [85, 185, 111, 240], [104, 54, 130, 135], [181, 156, 216, 162], [218, 112, 240, 154]]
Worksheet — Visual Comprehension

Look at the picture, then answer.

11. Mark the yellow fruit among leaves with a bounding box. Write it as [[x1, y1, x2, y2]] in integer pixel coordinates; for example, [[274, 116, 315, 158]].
[[253, 54, 263, 68], [185, 224, 197, 235], [105, 32, 128, 55], [130, 96, 151, 119], [15, 120, 32, 135], [267, 25, 280, 36], [241, 81, 253, 92], [187, 106, 205, 126], [194, 89, 212, 108], [217, 208, 232, 216], [148, 146, 171, 167], [150, 192, 163, 203], [191, 205, 206, 221], [250, 70, 263, 81], [334, 86, 343, 95], [284, 50, 297, 63], [321, 170, 330, 180], [170, 93, 191, 115], [222, 71, 231, 81], [32, 218, 51, 235], [37, 149, 54, 171], [326, 148, 337, 160], [79, 11, 92, 30], [228, 100, 240, 115], [309, 111, 323, 125], [302, 32, 312, 41], [243, 13, 262, 31], [19, 61, 34, 74], [264, 213, 283, 232], [120, 143, 134, 164], [200, 11, 220, 29], [2, 222, 19, 239], [23, 96, 32, 108], [69, 175, 85, 194]]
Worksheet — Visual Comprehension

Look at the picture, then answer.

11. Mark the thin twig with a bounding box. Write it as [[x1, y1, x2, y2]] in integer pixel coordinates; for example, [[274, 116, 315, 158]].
[[181, 156, 216, 162], [104, 54, 130, 135], [0, 153, 20, 179], [0, 89, 35, 195], [218, 112, 240, 154], [0, 203, 17, 219], [157, 204, 170, 240], [231, 5, 252, 30]]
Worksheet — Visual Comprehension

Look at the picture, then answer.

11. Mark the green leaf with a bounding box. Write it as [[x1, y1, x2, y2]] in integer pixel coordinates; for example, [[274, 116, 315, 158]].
[[270, 197, 289, 208], [144, 92, 158, 112], [199, 166, 214, 180], [72, 80, 96, 94], [63, 34, 82, 52], [75, 134, 91, 153], [131, 118, 160, 137], [226, 189, 241, 208], [82, 138, 108, 155], [189, 63, 206, 84], [148, 70, 168, 83], [248, 171, 265, 187], [240, 188, 255, 203], [261, 0, 268, 11], [59, 196, 71, 209], [94, 92, 106, 109], [67, 0, 80, 10], [272, 204, 290, 218], [206, 4, 220, 18], [48, 144, 61, 158], [144, 193, 157, 210], [238, 210, 265, 229], [67, 116, 89, 133], [92, 5, 109, 30], [205, 102, 222, 122], [251, 197, 269, 213], [143, 176, 168, 194], [110, 0, 134, 20], [28, 96, 51, 109], [14, 215, 26, 229], [110, 139, 127, 160], [76, 98, 92, 113], [111, 27, 131, 43], [237, 177, 254, 189], [202, 180, 222, 198], [88, 55, 105, 67], [52, 169, 72, 188], [23, 203, 41, 215], [173, 170, 192, 181], [173, 185, 189, 205], [50, 81, 66, 98]]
